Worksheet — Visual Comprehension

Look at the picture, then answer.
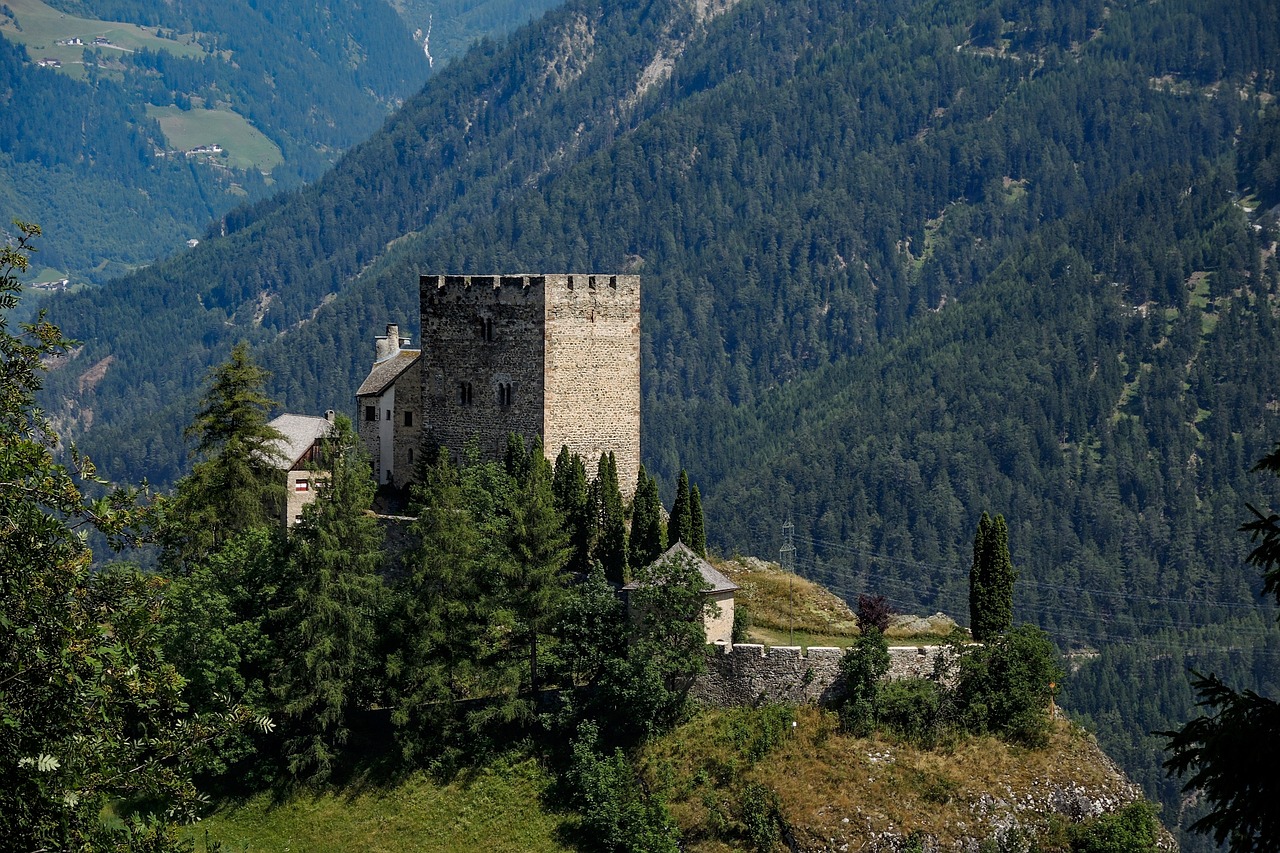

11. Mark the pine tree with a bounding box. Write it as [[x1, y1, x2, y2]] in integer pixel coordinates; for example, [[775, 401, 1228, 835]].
[[594, 451, 628, 584], [668, 470, 692, 547], [274, 415, 385, 782], [629, 465, 666, 572], [688, 484, 707, 558]]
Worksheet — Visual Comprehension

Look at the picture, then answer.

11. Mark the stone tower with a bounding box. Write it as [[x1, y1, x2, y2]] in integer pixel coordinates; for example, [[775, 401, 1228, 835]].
[[419, 274, 641, 495]]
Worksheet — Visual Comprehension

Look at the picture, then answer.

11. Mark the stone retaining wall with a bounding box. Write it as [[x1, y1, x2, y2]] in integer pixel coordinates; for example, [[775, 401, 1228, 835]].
[[691, 642, 951, 707]]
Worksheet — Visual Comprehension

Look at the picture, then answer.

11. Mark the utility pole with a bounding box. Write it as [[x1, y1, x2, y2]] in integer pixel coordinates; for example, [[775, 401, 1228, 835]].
[[781, 515, 795, 646]]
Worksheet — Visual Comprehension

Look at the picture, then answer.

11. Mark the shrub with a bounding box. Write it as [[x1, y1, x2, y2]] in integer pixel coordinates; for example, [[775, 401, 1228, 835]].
[[878, 678, 949, 748], [838, 629, 889, 735], [856, 594, 894, 633], [565, 722, 680, 853], [955, 625, 1062, 747], [1068, 802, 1160, 853]]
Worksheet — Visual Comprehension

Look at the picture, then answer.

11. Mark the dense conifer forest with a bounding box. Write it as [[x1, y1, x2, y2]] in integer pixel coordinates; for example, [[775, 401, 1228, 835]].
[[26, 0, 1280, 845]]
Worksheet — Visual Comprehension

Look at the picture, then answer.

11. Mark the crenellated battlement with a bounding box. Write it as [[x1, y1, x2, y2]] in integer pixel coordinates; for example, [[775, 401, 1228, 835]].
[[417, 272, 641, 495], [691, 642, 955, 707]]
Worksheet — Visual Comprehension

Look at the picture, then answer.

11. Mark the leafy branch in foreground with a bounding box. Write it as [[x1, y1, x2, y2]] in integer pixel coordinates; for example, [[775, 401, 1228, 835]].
[[0, 222, 263, 850]]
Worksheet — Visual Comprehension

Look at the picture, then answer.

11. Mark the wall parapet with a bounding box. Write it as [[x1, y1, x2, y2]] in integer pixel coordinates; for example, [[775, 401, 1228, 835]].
[[690, 642, 952, 708]]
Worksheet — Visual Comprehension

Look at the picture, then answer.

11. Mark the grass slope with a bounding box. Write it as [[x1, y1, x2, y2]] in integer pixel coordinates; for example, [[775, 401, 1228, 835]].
[[147, 106, 284, 171], [0, 0, 203, 80], [642, 706, 1148, 852], [188, 756, 571, 853]]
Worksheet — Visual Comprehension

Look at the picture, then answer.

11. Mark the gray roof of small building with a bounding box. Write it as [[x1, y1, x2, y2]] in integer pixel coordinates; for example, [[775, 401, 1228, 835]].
[[267, 413, 332, 469], [356, 349, 420, 397], [623, 542, 739, 594]]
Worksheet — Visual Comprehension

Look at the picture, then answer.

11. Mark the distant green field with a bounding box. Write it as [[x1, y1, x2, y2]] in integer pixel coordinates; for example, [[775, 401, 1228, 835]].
[[0, 0, 204, 79], [148, 106, 284, 172], [187, 757, 572, 853]]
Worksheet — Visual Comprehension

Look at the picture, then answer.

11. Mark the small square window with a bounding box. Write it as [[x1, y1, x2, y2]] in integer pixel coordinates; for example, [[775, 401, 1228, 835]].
[[404, 411, 414, 427], [364, 405, 376, 422]]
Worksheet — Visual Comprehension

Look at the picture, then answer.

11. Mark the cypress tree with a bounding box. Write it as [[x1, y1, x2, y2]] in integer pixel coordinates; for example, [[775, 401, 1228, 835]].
[[629, 465, 666, 572], [669, 470, 692, 547], [594, 452, 628, 584], [988, 514, 1017, 635], [553, 445, 594, 574], [392, 451, 486, 760], [969, 512, 1017, 641], [688, 484, 706, 558], [969, 512, 992, 641]]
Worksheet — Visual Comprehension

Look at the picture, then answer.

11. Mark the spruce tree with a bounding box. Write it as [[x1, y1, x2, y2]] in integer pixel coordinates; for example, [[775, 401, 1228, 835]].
[[688, 484, 707, 558], [391, 452, 487, 760], [629, 465, 666, 572], [594, 451, 628, 584], [503, 448, 570, 699], [668, 470, 692, 547], [274, 415, 385, 782], [163, 342, 285, 568]]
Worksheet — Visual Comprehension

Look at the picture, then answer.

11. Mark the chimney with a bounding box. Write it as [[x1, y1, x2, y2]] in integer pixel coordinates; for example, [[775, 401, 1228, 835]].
[[325, 409, 335, 424], [375, 323, 400, 362]]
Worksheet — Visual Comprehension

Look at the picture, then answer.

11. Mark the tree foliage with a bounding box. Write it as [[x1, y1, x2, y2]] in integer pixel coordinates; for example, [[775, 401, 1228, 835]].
[[969, 512, 1017, 642], [274, 415, 386, 782], [0, 223, 262, 849], [1161, 442, 1280, 850]]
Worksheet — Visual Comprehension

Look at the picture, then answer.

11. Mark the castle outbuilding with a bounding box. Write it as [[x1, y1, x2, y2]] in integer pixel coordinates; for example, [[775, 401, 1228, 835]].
[[357, 274, 641, 495]]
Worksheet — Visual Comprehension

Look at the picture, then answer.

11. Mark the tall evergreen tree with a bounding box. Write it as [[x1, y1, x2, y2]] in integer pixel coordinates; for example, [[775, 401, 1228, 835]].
[[969, 512, 1016, 641], [553, 445, 594, 574], [502, 447, 570, 700], [161, 342, 285, 568], [688, 484, 707, 558], [594, 451, 628, 584], [629, 465, 666, 572], [668, 470, 692, 548], [969, 512, 992, 641], [391, 452, 488, 760], [274, 415, 385, 783]]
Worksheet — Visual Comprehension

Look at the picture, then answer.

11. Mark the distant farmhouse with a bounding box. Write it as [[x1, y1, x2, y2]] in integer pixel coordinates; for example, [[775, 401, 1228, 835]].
[[357, 273, 641, 496]]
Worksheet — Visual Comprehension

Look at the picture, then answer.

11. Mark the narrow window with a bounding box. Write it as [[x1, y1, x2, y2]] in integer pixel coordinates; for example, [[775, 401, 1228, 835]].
[[404, 411, 413, 427], [484, 317, 494, 341], [364, 405, 375, 422], [385, 409, 391, 421], [408, 448, 414, 464], [459, 382, 474, 406], [466, 382, 473, 405]]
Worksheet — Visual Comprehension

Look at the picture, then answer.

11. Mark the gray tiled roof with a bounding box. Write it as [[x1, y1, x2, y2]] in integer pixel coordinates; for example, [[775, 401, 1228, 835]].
[[267, 413, 332, 469], [356, 349, 420, 397], [623, 542, 739, 594]]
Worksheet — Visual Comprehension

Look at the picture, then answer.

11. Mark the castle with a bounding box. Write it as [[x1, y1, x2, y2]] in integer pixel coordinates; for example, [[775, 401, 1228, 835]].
[[357, 273, 641, 495]]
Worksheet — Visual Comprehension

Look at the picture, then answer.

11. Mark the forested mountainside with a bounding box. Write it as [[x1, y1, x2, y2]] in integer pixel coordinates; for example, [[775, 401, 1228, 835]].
[[36, 0, 1280, 845], [0, 0, 429, 284], [389, 0, 564, 68]]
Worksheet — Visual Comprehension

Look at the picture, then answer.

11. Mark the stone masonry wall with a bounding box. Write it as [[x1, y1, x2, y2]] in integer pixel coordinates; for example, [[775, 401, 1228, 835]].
[[690, 643, 951, 707], [543, 274, 641, 497], [418, 274, 640, 496], [420, 275, 547, 461], [392, 359, 422, 480]]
